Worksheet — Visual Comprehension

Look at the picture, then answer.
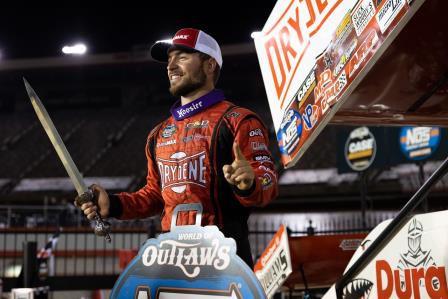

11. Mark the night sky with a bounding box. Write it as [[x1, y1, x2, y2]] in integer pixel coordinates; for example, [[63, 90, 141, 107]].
[[0, 3, 276, 60]]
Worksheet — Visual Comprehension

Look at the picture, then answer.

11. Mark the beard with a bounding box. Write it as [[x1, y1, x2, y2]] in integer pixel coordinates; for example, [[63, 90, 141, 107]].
[[169, 65, 207, 97]]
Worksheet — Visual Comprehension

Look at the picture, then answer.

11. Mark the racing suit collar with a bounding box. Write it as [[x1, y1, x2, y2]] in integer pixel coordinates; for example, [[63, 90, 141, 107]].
[[170, 89, 225, 121]]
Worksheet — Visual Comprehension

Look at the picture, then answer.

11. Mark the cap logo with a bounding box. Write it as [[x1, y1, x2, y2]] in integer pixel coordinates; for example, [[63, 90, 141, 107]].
[[173, 34, 189, 40]]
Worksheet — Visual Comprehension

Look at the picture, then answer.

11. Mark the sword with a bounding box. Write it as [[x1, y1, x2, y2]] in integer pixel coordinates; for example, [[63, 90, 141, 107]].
[[24, 78, 111, 242]]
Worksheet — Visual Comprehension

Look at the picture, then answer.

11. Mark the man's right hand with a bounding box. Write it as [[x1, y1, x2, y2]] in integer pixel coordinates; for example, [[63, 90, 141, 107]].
[[75, 184, 110, 220]]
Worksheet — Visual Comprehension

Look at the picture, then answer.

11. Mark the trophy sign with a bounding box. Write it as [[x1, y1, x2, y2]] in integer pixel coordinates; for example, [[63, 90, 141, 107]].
[[111, 203, 267, 299]]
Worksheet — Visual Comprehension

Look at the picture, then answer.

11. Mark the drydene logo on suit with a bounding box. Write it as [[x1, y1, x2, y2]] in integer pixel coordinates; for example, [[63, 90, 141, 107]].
[[157, 151, 207, 193]]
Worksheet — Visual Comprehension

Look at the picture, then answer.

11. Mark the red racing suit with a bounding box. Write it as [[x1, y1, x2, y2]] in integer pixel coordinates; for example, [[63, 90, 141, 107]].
[[109, 91, 278, 266]]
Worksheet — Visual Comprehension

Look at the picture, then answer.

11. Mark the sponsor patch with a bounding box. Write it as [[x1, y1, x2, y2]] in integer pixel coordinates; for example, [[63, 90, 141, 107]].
[[333, 39, 357, 78], [249, 128, 263, 137], [347, 30, 379, 78], [376, 0, 405, 33], [176, 100, 203, 119], [374, 218, 447, 298], [157, 151, 207, 193], [186, 120, 209, 130], [294, 67, 316, 108], [251, 142, 268, 152], [399, 127, 441, 161], [302, 104, 319, 131], [260, 173, 273, 190], [182, 134, 210, 143], [161, 124, 177, 138], [226, 111, 240, 118], [315, 69, 348, 115], [277, 108, 302, 155], [351, 0, 376, 36], [344, 126, 376, 171], [157, 139, 176, 147], [254, 155, 272, 163], [333, 12, 355, 50], [339, 239, 363, 251]]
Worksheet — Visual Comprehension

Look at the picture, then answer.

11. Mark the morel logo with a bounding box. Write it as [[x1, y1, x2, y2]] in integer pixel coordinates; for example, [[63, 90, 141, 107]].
[[157, 151, 207, 193]]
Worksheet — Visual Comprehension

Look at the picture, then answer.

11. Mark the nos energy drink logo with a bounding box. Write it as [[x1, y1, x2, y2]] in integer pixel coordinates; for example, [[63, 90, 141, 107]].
[[399, 127, 441, 161], [277, 108, 303, 155], [111, 205, 266, 299]]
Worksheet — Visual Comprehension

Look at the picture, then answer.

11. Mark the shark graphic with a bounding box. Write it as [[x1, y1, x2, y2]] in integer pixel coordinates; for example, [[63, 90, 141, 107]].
[[343, 278, 373, 299]]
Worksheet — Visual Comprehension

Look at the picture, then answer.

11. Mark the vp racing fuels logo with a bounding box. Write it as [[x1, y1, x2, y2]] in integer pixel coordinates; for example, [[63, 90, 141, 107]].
[[157, 151, 207, 193]]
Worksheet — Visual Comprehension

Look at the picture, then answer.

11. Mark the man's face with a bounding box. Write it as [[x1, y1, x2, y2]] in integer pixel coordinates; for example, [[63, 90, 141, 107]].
[[167, 49, 207, 97]]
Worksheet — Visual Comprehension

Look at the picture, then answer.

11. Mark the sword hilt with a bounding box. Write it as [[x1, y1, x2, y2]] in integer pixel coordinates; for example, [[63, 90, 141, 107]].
[[75, 189, 111, 243]]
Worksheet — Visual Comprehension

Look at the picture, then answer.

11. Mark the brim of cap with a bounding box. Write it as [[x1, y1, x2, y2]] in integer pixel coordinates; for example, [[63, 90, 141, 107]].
[[150, 42, 197, 63]]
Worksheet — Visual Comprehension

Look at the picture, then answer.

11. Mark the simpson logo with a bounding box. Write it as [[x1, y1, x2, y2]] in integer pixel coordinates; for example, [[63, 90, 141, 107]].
[[294, 67, 316, 108], [157, 139, 176, 147], [302, 104, 319, 131], [375, 219, 447, 298], [161, 124, 177, 138], [249, 128, 263, 137], [157, 151, 206, 193], [351, 0, 376, 36], [186, 120, 209, 130], [376, 0, 405, 33]]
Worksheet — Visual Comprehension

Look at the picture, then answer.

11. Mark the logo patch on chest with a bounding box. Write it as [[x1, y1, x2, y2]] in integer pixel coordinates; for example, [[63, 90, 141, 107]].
[[157, 151, 207, 193]]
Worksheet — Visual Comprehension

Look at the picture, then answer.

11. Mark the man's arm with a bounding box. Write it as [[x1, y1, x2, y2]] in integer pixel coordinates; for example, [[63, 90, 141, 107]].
[[222, 117, 278, 206]]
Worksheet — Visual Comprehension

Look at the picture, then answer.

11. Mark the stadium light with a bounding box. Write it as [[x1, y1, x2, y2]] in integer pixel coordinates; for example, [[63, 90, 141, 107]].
[[62, 43, 87, 55], [155, 39, 173, 44], [251, 31, 261, 39]]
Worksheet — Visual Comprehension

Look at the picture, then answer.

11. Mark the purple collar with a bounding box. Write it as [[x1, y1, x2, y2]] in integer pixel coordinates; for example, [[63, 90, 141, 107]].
[[170, 90, 225, 121]]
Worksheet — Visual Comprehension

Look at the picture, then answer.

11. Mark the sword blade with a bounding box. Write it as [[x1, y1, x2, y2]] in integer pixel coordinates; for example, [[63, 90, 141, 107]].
[[24, 78, 88, 196]]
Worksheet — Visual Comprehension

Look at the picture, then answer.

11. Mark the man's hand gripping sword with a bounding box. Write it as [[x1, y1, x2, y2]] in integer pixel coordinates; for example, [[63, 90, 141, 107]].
[[24, 78, 111, 242]]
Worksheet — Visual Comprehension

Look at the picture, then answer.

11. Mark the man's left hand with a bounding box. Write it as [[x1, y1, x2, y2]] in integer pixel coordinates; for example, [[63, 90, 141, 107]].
[[223, 142, 255, 191]]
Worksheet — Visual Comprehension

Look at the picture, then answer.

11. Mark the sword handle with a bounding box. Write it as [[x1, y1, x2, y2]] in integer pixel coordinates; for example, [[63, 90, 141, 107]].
[[76, 189, 112, 242]]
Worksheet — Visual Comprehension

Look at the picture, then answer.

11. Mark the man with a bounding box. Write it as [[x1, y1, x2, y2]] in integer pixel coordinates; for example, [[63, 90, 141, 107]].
[[78, 28, 278, 267]]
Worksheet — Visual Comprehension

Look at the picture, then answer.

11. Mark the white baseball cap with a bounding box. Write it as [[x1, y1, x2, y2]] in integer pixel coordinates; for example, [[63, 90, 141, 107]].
[[150, 28, 223, 67]]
